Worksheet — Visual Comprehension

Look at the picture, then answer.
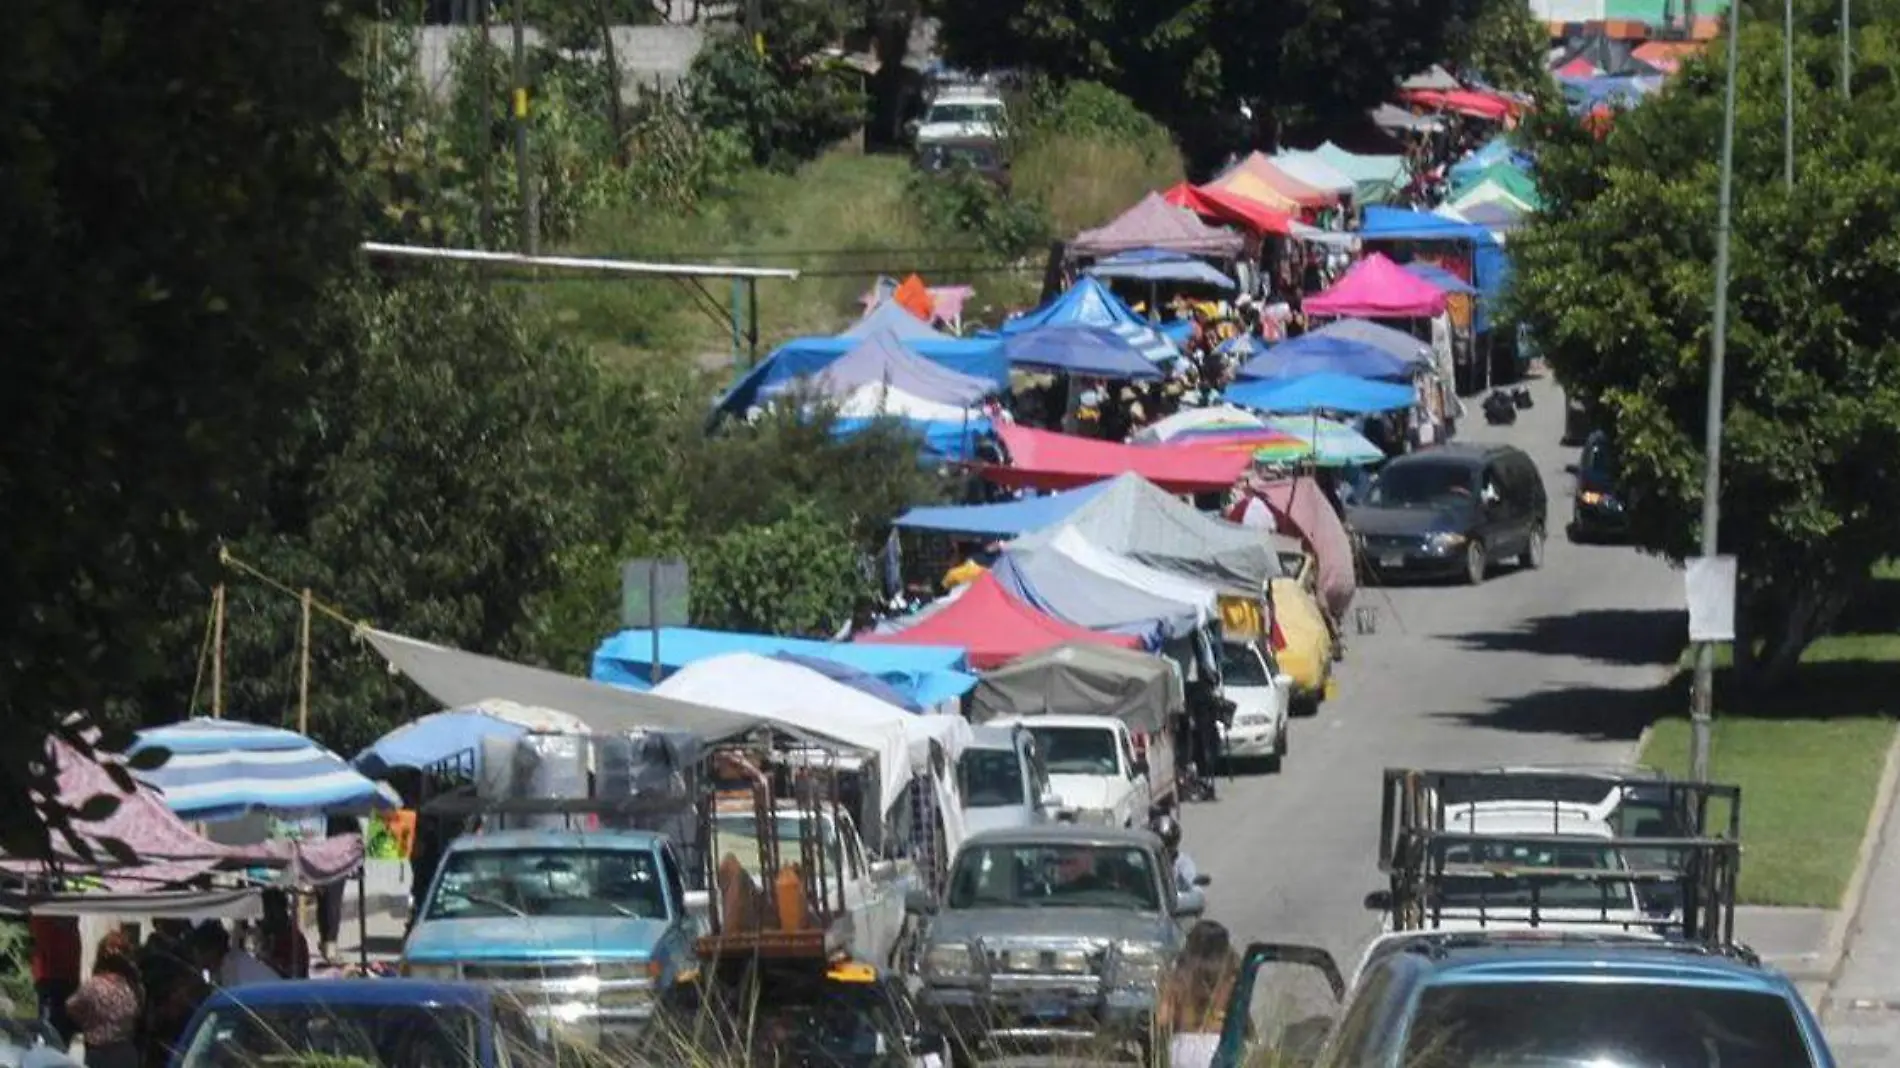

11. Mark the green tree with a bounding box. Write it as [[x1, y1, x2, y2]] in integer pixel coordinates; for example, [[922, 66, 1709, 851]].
[[688, 3, 869, 169], [1447, 0, 1553, 93], [1509, 11, 1900, 684], [0, 0, 368, 854], [688, 503, 874, 636], [926, 0, 1482, 169]]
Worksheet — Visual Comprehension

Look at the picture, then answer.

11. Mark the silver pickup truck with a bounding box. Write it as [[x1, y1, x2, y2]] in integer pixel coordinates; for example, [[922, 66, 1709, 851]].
[[908, 825, 1205, 1062]]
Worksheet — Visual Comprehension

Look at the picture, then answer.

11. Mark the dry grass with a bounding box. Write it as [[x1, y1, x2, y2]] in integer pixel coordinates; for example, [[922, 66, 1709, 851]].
[[1013, 134, 1186, 238]]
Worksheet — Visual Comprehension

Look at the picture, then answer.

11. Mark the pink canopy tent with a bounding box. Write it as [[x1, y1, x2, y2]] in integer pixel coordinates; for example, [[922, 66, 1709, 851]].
[[1, 737, 363, 892], [1230, 477, 1355, 621], [1305, 254, 1450, 319], [1071, 192, 1246, 259]]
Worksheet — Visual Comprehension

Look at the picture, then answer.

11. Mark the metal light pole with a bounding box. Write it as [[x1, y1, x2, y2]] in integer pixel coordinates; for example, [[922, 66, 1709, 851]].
[[1842, 0, 1852, 99], [511, 0, 538, 256], [1690, 0, 1744, 783], [1784, 0, 1795, 189]]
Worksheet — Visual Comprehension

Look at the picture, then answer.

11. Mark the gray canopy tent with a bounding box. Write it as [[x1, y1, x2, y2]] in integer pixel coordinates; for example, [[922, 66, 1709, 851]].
[[970, 642, 1182, 733], [1008, 472, 1279, 597]]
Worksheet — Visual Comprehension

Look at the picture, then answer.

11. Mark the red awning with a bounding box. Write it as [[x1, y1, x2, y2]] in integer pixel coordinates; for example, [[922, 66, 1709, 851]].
[[856, 573, 1141, 669], [1398, 88, 1518, 121], [986, 423, 1253, 494], [1162, 183, 1294, 237]]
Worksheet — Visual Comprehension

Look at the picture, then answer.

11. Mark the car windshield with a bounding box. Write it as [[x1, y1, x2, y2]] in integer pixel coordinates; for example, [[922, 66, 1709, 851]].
[[959, 748, 1025, 808], [425, 847, 668, 920], [1434, 838, 1635, 912], [926, 102, 1000, 125], [179, 1005, 484, 1068], [1367, 460, 1476, 508], [1221, 645, 1270, 686], [714, 813, 845, 880], [1401, 982, 1813, 1067], [948, 844, 1160, 912], [1026, 726, 1119, 776]]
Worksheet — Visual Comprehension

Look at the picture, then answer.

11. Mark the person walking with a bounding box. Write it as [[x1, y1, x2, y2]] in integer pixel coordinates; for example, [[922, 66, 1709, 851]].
[[66, 931, 143, 1068], [1156, 920, 1241, 1068], [31, 915, 81, 1047]]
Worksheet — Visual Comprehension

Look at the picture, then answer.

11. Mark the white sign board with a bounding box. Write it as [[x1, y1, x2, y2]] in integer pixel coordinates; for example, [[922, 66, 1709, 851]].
[[1685, 555, 1738, 642]]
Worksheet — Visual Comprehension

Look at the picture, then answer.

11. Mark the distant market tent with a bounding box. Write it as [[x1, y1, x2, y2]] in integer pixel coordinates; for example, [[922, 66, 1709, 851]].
[[1370, 104, 1446, 134], [848, 291, 966, 339], [1307, 142, 1410, 204], [1162, 182, 1295, 237], [857, 572, 1142, 669], [985, 422, 1254, 494], [1086, 248, 1239, 291], [1237, 333, 1424, 383], [1003, 325, 1167, 380], [993, 526, 1214, 643], [593, 627, 977, 708], [1304, 253, 1451, 319], [893, 480, 1113, 539], [1070, 191, 1245, 259], [997, 276, 1178, 363], [1358, 206, 1511, 332], [1224, 372, 1418, 415], [1208, 152, 1340, 212], [1270, 151, 1358, 200], [716, 332, 1007, 416], [1310, 317, 1435, 365], [1397, 87, 1519, 122], [758, 329, 995, 408]]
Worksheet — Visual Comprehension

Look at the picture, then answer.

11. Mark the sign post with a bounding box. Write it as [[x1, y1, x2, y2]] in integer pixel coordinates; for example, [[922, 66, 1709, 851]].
[[621, 559, 690, 684]]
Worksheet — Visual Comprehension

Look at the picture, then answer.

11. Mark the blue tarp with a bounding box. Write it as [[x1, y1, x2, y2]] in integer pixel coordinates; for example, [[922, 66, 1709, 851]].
[[771, 652, 923, 712], [593, 627, 978, 708], [1086, 248, 1238, 291], [716, 335, 1009, 416], [1224, 372, 1417, 415], [1401, 262, 1479, 296], [1237, 333, 1420, 382], [1358, 206, 1511, 333], [1004, 326, 1166, 380], [760, 329, 995, 406], [833, 414, 993, 462], [894, 480, 1111, 538], [997, 277, 1178, 362]]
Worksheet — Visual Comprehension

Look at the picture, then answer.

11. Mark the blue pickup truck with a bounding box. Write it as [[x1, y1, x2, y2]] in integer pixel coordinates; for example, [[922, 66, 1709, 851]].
[[170, 980, 546, 1068], [400, 828, 699, 1043]]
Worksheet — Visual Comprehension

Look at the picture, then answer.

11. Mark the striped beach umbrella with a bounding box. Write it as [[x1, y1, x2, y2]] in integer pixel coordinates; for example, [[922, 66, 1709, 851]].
[[1131, 405, 1305, 453], [1253, 415, 1386, 468], [129, 718, 400, 823]]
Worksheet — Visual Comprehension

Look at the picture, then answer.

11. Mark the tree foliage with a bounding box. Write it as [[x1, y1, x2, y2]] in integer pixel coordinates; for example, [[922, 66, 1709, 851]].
[[687, 2, 869, 170], [688, 503, 874, 637], [1447, 0, 1552, 93], [927, 0, 1482, 168], [1509, 11, 1900, 683]]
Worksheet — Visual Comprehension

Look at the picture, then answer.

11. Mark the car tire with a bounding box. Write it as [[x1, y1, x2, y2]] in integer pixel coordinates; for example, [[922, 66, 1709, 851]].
[[1463, 540, 1487, 585], [1520, 526, 1546, 570]]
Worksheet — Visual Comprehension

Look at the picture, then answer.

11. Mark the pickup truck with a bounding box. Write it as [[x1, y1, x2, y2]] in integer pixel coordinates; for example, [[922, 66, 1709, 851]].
[[400, 829, 698, 1043], [910, 825, 1204, 1063], [957, 724, 1064, 835], [990, 714, 1163, 830]]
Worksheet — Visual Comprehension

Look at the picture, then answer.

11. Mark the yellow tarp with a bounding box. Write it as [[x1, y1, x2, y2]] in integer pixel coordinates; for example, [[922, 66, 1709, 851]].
[[1208, 171, 1304, 214], [1219, 596, 1266, 643], [1270, 576, 1332, 699]]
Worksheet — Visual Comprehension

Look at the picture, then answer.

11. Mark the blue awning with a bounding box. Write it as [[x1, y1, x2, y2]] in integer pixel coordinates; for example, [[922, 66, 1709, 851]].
[[1003, 326, 1165, 380], [1086, 248, 1238, 291], [592, 628, 977, 709], [1238, 332, 1421, 382], [1224, 373, 1417, 415], [894, 480, 1112, 538]]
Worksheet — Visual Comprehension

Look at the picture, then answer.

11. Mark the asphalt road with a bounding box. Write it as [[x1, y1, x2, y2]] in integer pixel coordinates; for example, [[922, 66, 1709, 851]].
[[1181, 372, 1687, 977]]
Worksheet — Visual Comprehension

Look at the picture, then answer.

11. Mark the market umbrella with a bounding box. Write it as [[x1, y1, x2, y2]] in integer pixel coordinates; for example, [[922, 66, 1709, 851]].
[[1129, 405, 1304, 453], [1002, 326, 1165, 380], [132, 718, 401, 823], [1257, 415, 1387, 467]]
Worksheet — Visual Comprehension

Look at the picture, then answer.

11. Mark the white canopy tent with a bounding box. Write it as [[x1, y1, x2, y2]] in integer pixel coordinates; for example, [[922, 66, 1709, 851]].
[[1039, 526, 1221, 626]]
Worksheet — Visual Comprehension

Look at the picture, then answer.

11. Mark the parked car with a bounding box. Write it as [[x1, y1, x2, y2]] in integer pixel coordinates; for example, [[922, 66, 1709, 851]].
[[1349, 443, 1548, 585], [1213, 932, 1837, 1067], [399, 829, 700, 1043], [170, 979, 551, 1068], [908, 87, 1006, 146], [1215, 639, 1292, 770], [958, 724, 1064, 835], [1269, 538, 1334, 715], [1567, 429, 1629, 542], [910, 825, 1202, 1063], [994, 714, 1160, 830]]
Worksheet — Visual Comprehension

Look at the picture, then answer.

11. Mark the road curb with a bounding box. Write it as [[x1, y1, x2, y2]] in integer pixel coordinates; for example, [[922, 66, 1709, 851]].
[[1820, 722, 1900, 1020]]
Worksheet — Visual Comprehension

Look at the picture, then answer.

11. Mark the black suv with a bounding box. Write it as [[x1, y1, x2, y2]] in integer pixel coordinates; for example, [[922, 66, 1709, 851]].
[[1348, 443, 1549, 585], [1567, 430, 1628, 542]]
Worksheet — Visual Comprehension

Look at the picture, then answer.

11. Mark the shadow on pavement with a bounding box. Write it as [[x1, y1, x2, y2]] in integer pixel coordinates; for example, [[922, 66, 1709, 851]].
[[1430, 680, 1666, 743], [1447, 608, 1685, 667]]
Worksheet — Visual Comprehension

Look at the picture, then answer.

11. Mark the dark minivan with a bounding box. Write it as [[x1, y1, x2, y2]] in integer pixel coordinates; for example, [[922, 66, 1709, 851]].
[[1348, 443, 1548, 585]]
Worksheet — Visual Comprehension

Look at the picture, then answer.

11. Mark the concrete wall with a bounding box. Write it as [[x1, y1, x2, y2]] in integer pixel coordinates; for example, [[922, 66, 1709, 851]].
[[414, 24, 708, 103]]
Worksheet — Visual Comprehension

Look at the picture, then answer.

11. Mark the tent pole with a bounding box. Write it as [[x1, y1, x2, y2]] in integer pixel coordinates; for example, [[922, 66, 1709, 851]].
[[297, 589, 312, 736], [357, 867, 369, 969], [212, 584, 226, 719]]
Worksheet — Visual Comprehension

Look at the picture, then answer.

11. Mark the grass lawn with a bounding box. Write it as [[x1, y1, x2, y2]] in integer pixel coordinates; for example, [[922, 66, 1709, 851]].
[[1639, 572, 1900, 907]]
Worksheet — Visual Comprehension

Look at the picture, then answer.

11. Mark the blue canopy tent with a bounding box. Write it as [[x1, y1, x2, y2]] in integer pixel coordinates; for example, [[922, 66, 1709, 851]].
[[759, 329, 995, 407], [355, 709, 536, 778], [1309, 318, 1434, 365], [1401, 262, 1479, 296], [995, 276, 1178, 363], [716, 334, 1008, 417], [1085, 248, 1238, 291], [1003, 326, 1166, 380], [832, 414, 993, 462], [1224, 372, 1417, 415], [1237, 333, 1421, 382], [894, 480, 1111, 538], [1358, 206, 1510, 333], [592, 627, 977, 709]]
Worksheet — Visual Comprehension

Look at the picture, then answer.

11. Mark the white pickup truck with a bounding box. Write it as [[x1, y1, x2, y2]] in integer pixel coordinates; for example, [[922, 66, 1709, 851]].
[[990, 714, 1172, 829]]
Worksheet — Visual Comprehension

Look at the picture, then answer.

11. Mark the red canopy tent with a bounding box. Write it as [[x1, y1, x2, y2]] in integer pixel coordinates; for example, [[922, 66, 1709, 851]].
[[1304, 253, 1450, 319], [1162, 183, 1293, 237], [856, 573, 1140, 669], [1398, 88, 1518, 121], [1554, 57, 1601, 78], [986, 423, 1254, 494]]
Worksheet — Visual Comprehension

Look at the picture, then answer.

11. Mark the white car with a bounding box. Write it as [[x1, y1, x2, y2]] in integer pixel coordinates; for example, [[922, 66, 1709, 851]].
[[993, 714, 1155, 829], [1216, 640, 1293, 769], [913, 90, 1006, 146], [1385, 800, 1661, 938]]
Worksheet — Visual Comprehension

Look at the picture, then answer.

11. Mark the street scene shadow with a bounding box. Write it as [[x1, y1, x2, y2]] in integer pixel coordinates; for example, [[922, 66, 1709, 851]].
[[1430, 681, 1665, 743], [1447, 608, 1685, 667]]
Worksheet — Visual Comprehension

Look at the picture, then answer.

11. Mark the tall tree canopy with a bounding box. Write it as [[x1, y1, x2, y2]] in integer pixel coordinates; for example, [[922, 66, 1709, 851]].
[[1510, 5, 1900, 683], [926, 0, 1484, 168]]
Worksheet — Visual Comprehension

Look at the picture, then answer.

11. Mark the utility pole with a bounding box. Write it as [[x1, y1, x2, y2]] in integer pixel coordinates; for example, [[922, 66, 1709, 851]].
[[211, 584, 227, 719], [1842, 0, 1852, 99], [1691, 0, 1744, 783], [511, 0, 538, 256], [1784, 0, 1795, 190], [297, 589, 313, 736], [478, 0, 493, 248]]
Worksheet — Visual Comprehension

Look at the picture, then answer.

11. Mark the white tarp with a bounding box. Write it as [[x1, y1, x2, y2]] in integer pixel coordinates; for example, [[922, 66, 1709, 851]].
[[1042, 526, 1220, 625]]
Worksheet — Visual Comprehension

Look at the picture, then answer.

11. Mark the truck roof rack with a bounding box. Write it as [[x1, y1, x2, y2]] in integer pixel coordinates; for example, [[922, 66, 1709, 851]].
[[1378, 768, 1744, 951]]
